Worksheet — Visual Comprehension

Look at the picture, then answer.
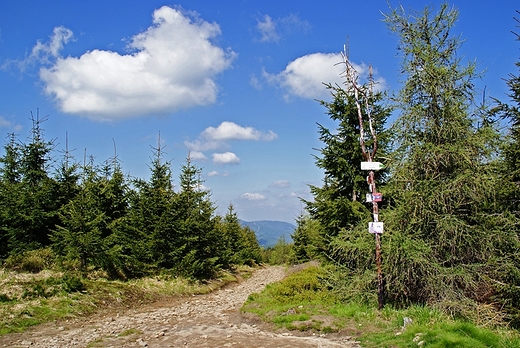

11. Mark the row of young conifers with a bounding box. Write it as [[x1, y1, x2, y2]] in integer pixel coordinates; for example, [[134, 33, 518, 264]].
[[0, 122, 263, 279]]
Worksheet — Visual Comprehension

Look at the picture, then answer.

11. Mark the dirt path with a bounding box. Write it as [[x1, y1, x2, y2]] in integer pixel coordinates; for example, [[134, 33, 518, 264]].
[[0, 266, 361, 348]]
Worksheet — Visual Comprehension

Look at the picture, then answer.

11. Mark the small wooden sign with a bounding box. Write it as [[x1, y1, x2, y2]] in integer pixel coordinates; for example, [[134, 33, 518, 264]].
[[369, 222, 384, 234], [366, 193, 373, 202], [361, 162, 384, 171]]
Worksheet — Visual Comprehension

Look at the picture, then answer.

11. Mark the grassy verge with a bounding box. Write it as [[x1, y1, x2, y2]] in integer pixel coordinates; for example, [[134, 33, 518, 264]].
[[241, 264, 520, 347], [0, 266, 252, 336]]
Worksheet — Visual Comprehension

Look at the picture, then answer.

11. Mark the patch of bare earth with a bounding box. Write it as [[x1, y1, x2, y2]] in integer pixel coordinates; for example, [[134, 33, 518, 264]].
[[0, 266, 361, 348]]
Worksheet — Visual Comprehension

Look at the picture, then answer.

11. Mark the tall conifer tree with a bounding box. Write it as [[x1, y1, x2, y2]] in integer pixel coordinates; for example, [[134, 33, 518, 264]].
[[380, 3, 519, 323]]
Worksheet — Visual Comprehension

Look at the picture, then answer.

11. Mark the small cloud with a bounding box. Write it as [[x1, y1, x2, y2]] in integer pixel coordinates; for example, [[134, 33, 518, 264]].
[[264, 52, 386, 100], [255, 13, 310, 43], [0, 116, 23, 132], [197, 183, 210, 192], [207, 170, 229, 177], [4, 26, 74, 72], [31, 26, 74, 63], [270, 180, 290, 188], [184, 139, 224, 152], [188, 151, 207, 161], [250, 74, 262, 90], [257, 14, 280, 43], [240, 192, 267, 201], [212, 151, 240, 165], [202, 121, 277, 141], [185, 121, 277, 156]]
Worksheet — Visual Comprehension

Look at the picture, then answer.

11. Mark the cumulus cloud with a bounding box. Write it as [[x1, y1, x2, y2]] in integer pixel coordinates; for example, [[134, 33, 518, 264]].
[[264, 52, 386, 100], [201, 121, 277, 141], [37, 6, 235, 121], [212, 152, 240, 165], [188, 151, 207, 161], [240, 192, 267, 201], [185, 121, 277, 161], [269, 180, 290, 188]]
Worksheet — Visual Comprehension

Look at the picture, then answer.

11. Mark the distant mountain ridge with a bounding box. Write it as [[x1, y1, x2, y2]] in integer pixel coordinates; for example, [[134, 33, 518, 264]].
[[239, 220, 295, 248]]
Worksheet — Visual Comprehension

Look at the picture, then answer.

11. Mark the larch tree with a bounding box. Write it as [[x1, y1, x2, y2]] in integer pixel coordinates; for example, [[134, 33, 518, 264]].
[[381, 2, 519, 324]]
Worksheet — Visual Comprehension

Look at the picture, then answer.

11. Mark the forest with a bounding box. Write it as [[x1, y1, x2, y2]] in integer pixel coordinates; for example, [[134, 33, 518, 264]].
[[1, 1, 520, 333], [0, 116, 263, 279]]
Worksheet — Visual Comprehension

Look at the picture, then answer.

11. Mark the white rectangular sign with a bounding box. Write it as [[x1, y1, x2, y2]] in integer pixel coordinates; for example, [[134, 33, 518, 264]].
[[368, 222, 384, 234], [361, 162, 384, 171]]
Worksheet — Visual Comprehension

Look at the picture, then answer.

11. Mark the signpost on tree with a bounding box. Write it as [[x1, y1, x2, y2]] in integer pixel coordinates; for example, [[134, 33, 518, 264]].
[[340, 44, 384, 309]]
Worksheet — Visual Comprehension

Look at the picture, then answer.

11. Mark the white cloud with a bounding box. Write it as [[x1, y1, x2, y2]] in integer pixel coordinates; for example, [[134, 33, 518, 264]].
[[201, 121, 277, 141], [212, 151, 240, 165], [184, 139, 224, 152], [184, 121, 277, 157], [0, 116, 23, 131], [32, 26, 74, 62], [188, 151, 207, 161], [4, 26, 74, 72], [207, 170, 219, 177], [196, 183, 210, 192], [256, 13, 310, 43], [240, 192, 267, 201], [38, 6, 235, 121], [257, 14, 279, 43], [265, 52, 386, 100], [250, 74, 262, 90], [269, 180, 290, 188]]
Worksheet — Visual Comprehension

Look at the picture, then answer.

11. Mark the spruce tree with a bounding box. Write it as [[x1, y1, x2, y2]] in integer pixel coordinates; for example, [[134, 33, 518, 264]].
[[0, 134, 22, 258], [304, 83, 390, 256], [125, 139, 176, 274], [174, 156, 221, 278], [291, 213, 321, 263], [219, 204, 262, 266], [51, 159, 107, 274], [8, 112, 57, 253]]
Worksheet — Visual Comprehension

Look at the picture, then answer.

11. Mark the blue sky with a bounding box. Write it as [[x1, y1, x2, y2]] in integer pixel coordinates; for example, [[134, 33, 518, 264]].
[[0, 1, 518, 223]]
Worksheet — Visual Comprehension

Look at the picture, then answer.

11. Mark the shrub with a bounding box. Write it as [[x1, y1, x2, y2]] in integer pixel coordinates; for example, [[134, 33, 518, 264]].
[[3, 248, 55, 273]]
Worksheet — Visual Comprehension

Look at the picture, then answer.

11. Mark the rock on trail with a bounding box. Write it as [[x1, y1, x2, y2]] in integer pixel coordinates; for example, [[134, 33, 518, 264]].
[[0, 266, 361, 347]]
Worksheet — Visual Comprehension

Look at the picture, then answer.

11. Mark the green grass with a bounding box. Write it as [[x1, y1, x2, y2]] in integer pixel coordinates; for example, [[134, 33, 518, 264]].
[[117, 328, 142, 337], [241, 265, 520, 348]]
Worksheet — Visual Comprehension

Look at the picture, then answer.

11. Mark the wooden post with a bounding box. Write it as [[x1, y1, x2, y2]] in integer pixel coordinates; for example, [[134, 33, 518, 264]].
[[368, 170, 384, 310], [341, 46, 384, 310]]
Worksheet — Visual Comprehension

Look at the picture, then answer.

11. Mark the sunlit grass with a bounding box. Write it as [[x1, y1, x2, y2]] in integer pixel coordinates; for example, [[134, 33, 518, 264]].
[[242, 264, 520, 347], [0, 266, 248, 336]]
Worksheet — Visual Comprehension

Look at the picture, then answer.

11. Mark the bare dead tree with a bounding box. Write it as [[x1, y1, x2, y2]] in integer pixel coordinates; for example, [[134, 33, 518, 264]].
[[339, 45, 384, 310]]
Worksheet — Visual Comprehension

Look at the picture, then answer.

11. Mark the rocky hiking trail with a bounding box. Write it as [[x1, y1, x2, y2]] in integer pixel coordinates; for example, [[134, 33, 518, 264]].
[[0, 266, 361, 348]]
